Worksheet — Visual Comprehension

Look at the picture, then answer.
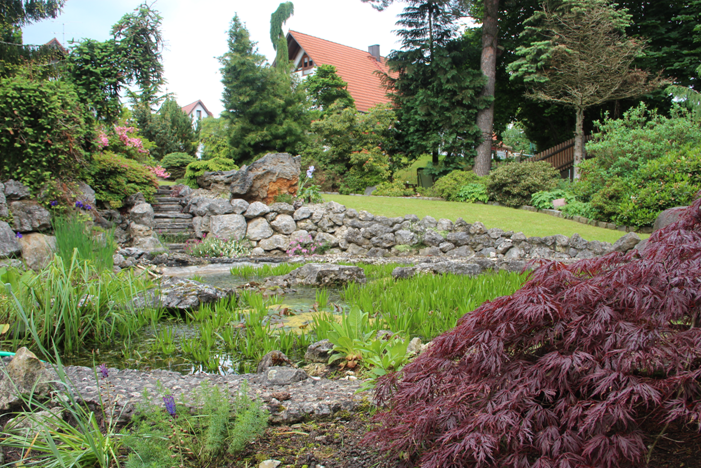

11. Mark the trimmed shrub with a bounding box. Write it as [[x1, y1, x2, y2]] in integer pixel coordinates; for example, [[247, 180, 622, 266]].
[[373, 180, 415, 197], [432, 170, 486, 201], [89, 152, 158, 208], [560, 200, 597, 219], [366, 198, 701, 467], [184, 157, 239, 188], [486, 161, 559, 207], [0, 75, 92, 189], [615, 145, 701, 227], [161, 152, 196, 180]]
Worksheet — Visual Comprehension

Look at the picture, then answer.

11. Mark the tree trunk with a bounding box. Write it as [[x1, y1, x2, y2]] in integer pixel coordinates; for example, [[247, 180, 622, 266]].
[[473, 0, 499, 176], [573, 107, 584, 180], [432, 150, 439, 166]]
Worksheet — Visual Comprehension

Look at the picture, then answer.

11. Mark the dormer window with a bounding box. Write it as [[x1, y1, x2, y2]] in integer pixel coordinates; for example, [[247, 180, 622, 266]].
[[298, 53, 314, 75]]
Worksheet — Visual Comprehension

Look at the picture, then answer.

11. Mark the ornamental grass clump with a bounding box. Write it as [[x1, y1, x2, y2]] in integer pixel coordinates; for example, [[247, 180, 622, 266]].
[[185, 234, 250, 258], [366, 196, 701, 467]]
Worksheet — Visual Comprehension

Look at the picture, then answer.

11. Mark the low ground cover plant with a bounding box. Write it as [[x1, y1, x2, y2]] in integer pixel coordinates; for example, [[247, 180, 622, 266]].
[[185, 234, 250, 258], [365, 197, 701, 467], [184, 157, 238, 188]]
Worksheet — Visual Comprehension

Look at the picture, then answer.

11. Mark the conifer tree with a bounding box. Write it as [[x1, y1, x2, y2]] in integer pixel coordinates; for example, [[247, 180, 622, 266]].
[[220, 15, 308, 164], [303, 64, 354, 114], [386, 0, 489, 172]]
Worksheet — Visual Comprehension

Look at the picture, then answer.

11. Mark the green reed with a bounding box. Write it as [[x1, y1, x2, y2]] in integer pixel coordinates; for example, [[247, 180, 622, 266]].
[[53, 214, 117, 272]]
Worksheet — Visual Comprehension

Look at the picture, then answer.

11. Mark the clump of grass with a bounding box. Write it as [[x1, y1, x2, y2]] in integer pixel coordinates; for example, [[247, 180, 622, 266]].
[[52, 213, 117, 271], [230, 262, 306, 279], [186, 235, 250, 258]]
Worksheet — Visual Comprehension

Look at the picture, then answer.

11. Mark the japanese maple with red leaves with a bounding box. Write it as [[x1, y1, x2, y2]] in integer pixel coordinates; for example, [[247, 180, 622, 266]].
[[366, 197, 701, 467]]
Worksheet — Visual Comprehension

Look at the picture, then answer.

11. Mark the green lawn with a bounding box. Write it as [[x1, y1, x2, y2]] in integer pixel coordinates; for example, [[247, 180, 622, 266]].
[[323, 194, 646, 244]]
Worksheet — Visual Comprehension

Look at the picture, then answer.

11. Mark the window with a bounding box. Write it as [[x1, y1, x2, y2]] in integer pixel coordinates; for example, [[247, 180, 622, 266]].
[[196, 110, 202, 120]]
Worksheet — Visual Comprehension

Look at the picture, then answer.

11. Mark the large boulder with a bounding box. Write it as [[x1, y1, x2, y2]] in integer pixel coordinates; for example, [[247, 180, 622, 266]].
[[652, 206, 687, 232], [612, 232, 641, 253], [18, 233, 57, 270], [228, 153, 301, 204], [0, 221, 21, 258], [10, 200, 51, 232], [247, 218, 274, 240], [0, 348, 57, 411], [128, 203, 155, 229], [210, 214, 247, 241], [184, 197, 235, 217], [281, 263, 366, 287], [134, 277, 236, 310]]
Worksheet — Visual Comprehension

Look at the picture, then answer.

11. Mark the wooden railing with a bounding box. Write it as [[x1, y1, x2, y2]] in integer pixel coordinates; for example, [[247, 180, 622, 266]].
[[526, 135, 594, 175]]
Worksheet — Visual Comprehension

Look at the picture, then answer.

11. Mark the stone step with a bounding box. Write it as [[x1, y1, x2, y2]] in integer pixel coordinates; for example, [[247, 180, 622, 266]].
[[155, 223, 193, 230], [153, 205, 183, 212], [154, 213, 193, 219], [158, 230, 195, 236], [154, 197, 182, 203]]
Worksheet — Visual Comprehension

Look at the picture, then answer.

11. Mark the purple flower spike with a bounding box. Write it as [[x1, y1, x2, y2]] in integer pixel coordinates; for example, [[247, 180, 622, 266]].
[[84, 205, 92, 211], [15, 232, 22, 239], [163, 395, 176, 417], [50, 200, 58, 207], [75, 201, 83, 208], [98, 363, 109, 379]]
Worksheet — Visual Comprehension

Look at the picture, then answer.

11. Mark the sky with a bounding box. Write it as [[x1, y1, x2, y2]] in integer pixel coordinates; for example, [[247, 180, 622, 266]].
[[21, 0, 408, 116]]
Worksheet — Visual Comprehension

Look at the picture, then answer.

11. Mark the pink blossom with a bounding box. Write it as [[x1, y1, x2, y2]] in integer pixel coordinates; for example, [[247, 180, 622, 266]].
[[97, 132, 109, 148], [147, 166, 171, 179]]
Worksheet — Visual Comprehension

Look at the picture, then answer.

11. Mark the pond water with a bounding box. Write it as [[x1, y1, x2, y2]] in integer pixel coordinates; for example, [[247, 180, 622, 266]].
[[61, 262, 345, 375]]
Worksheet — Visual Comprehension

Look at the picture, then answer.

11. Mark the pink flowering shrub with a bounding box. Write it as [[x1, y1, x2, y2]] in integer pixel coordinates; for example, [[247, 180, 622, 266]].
[[95, 123, 153, 162], [146, 165, 171, 179]]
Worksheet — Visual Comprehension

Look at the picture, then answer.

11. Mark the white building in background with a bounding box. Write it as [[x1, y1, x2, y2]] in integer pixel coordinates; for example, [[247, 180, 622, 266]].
[[181, 100, 213, 122]]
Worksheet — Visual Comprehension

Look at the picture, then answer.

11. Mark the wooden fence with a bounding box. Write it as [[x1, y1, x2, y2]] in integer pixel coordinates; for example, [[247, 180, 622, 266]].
[[525, 135, 594, 178]]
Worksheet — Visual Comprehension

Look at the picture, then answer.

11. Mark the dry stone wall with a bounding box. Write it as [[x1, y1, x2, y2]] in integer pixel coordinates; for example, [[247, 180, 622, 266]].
[[182, 194, 630, 260]]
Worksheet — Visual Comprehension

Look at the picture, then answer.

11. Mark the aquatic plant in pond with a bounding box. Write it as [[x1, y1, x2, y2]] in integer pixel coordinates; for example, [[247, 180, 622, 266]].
[[230, 262, 304, 280], [52, 213, 117, 271]]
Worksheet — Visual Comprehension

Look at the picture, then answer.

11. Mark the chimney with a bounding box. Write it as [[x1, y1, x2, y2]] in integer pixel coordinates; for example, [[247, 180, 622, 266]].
[[368, 44, 380, 61]]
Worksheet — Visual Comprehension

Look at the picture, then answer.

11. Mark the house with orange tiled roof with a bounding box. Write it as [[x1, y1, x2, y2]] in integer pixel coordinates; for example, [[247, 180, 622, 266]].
[[285, 31, 394, 113], [181, 100, 213, 121]]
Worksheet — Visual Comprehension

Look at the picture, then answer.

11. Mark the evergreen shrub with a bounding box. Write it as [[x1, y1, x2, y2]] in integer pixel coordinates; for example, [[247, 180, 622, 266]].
[[184, 158, 238, 188], [161, 152, 196, 180], [486, 161, 559, 207], [367, 198, 701, 467], [615, 145, 701, 227], [432, 170, 486, 201], [373, 180, 415, 197], [89, 152, 157, 208]]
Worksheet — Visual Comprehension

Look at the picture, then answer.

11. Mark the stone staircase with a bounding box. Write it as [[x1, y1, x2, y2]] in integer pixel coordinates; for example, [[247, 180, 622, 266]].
[[152, 187, 194, 251]]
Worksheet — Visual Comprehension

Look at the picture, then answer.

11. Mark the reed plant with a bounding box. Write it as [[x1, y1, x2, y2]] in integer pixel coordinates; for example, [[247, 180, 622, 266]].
[[230, 262, 305, 280], [2, 251, 160, 355], [52, 213, 117, 271]]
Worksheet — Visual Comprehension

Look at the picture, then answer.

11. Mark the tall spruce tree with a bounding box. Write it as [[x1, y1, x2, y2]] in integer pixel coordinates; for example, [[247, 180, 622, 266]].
[[220, 15, 308, 164], [386, 0, 489, 172], [303, 64, 355, 114]]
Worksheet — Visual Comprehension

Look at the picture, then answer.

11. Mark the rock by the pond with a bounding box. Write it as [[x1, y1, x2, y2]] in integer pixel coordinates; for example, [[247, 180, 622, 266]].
[[0, 348, 57, 411], [244, 201, 271, 219], [246, 217, 274, 241], [257, 351, 296, 374], [0, 221, 22, 258], [228, 153, 301, 204], [305, 340, 334, 364], [259, 460, 282, 468], [185, 197, 235, 217], [258, 367, 308, 386], [18, 233, 57, 270], [282, 263, 366, 287], [10, 200, 51, 232], [134, 277, 235, 310], [612, 232, 641, 253]]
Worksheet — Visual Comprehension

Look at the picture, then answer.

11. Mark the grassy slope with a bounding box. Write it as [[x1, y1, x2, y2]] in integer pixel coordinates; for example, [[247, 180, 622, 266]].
[[323, 194, 647, 244]]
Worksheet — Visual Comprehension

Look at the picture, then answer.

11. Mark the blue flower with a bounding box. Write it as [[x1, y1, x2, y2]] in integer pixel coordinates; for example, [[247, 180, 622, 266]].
[[84, 205, 92, 211], [98, 363, 109, 379], [15, 232, 22, 239], [75, 201, 83, 208], [50, 200, 58, 207], [306, 166, 315, 179], [163, 395, 176, 417]]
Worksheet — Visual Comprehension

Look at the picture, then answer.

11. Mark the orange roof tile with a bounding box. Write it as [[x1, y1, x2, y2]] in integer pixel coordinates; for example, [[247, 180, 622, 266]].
[[181, 100, 214, 118], [288, 31, 393, 113]]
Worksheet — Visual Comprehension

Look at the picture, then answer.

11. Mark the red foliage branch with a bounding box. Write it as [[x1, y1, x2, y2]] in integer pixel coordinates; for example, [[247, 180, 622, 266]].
[[366, 197, 701, 468]]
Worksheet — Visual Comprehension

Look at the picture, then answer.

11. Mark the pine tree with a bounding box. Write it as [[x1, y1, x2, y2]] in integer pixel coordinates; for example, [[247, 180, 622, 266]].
[[134, 98, 198, 160], [220, 15, 308, 164], [386, 0, 489, 172]]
